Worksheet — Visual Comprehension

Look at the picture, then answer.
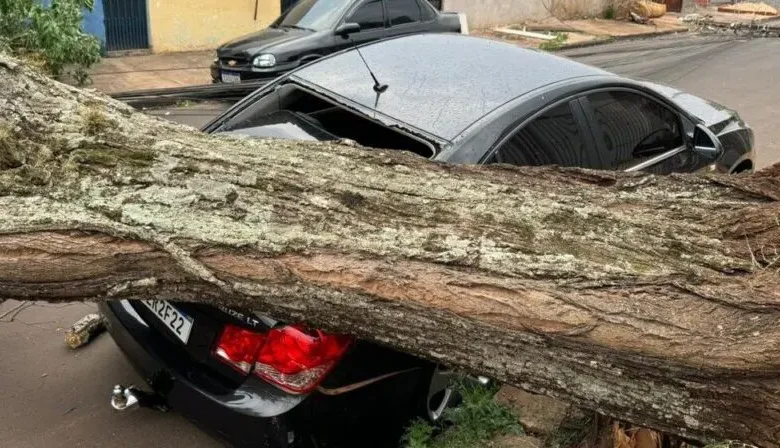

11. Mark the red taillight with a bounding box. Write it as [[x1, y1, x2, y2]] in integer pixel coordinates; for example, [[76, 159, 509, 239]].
[[213, 323, 352, 394], [254, 325, 352, 393], [213, 324, 266, 373]]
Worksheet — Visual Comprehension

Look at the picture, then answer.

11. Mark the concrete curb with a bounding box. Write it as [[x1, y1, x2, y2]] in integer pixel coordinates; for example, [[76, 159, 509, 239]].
[[551, 28, 688, 51], [111, 81, 268, 108]]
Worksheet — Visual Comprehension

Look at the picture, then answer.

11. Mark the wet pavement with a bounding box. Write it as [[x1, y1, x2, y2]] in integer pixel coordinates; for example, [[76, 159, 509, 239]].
[[0, 300, 222, 447]]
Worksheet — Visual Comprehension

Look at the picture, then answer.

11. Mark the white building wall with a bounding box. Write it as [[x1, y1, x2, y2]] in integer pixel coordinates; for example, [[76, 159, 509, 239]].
[[442, 0, 610, 28]]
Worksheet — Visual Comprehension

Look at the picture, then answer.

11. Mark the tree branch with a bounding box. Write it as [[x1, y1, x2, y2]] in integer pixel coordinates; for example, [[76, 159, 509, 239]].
[[1, 54, 780, 446]]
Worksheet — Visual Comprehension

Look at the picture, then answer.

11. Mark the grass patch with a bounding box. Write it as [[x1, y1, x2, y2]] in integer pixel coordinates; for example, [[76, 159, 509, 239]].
[[404, 419, 436, 448], [402, 382, 523, 448], [603, 5, 616, 19], [539, 33, 569, 51]]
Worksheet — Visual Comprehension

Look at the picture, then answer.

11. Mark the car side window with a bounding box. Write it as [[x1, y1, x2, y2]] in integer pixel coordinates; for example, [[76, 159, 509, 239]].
[[485, 101, 590, 168], [347, 0, 386, 30], [387, 0, 422, 26], [586, 90, 683, 171]]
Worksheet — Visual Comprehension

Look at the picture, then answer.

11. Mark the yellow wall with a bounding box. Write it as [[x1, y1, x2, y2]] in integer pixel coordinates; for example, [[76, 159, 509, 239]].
[[147, 0, 281, 53]]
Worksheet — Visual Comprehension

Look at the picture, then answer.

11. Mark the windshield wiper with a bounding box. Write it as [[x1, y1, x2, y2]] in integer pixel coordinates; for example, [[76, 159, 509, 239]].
[[280, 24, 314, 31]]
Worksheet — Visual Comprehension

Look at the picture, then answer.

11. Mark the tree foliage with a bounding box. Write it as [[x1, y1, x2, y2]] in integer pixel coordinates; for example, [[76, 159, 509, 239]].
[[0, 0, 100, 84]]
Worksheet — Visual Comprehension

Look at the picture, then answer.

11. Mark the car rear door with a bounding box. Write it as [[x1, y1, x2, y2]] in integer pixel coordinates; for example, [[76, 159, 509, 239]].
[[480, 98, 599, 168]]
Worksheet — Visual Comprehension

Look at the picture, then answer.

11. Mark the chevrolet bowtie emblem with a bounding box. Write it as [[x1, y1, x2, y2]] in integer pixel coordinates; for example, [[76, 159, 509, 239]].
[[227, 60, 237, 66]]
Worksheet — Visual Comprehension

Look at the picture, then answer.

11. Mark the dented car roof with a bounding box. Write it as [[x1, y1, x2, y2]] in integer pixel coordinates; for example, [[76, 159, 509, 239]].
[[292, 33, 609, 140]]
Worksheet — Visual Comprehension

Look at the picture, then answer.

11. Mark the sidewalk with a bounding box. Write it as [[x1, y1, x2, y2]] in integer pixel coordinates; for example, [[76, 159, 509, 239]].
[[84, 16, 687, 95], [566, 15, 686, 37], [689, 5, 780, 24], [476, 15, 688, 50], [87, 50, 214, 94]]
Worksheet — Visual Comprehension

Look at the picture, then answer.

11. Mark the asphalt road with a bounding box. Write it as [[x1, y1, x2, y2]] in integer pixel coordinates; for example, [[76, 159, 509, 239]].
[[0, 300, 222, 448], [1, 33, 779, 448]]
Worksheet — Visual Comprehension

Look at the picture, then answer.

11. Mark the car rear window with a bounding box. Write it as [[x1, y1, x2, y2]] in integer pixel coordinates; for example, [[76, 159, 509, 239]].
[[387, 0, 423, 25], [217, 84, 435, 158]]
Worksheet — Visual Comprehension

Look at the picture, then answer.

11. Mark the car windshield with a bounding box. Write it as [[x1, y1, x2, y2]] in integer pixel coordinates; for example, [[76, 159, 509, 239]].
[[273, 0, 353, 31]]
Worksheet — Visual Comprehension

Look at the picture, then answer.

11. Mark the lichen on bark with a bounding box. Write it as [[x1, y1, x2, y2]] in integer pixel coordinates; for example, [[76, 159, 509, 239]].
[[1, 53, 780, 446]]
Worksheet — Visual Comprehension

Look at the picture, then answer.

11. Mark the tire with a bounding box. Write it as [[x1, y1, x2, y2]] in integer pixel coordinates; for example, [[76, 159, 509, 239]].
[[418, 365, 492, 422]]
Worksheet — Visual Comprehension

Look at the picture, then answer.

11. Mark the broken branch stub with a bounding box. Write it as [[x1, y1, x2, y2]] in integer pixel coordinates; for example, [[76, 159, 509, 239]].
[[65, 313, 107, 349], [1, 54, 780, 446]]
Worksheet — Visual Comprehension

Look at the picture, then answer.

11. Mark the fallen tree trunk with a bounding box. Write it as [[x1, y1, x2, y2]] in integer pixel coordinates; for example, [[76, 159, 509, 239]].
[[1, 55, 780, 446]]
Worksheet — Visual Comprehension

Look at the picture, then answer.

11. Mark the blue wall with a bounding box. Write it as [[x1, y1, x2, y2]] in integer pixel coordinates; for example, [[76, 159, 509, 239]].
[[82, 0, 107, 47], [40, 0, 106, 47]]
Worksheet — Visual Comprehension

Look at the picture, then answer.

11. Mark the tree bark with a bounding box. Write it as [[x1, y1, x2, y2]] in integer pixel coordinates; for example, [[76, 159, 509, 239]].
[[65, 312, 107, 349], [1, 55, 780, 446]]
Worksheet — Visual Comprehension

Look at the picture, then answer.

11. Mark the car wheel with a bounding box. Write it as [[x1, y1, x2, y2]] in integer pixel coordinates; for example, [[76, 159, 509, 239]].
[[424, 365, 491, 422]]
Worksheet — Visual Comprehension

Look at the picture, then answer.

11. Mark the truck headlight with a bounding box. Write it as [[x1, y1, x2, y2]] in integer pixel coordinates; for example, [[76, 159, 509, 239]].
[[253, 54, 276, 68]]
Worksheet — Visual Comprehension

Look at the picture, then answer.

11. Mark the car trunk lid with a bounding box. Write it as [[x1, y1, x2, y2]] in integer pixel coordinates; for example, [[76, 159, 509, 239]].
[[130, 301, 275, 384]]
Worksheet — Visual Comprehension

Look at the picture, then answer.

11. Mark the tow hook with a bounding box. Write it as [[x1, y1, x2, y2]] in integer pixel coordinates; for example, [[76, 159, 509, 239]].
[[111, 384, 168, 412]]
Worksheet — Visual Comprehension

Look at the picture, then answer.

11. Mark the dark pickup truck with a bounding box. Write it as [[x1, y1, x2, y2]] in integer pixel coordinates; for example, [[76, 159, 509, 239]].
[[211, 0, 466, 83]]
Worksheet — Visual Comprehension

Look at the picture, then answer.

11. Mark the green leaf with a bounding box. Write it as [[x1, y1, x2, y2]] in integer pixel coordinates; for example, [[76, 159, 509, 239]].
[[401, 381, 523, 448], [0, 0, 101, 83]]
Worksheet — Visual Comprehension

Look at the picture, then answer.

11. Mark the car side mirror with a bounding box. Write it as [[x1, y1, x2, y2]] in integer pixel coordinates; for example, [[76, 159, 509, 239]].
[[335, 22, 361, 38], [692, 124, 723, 160]]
